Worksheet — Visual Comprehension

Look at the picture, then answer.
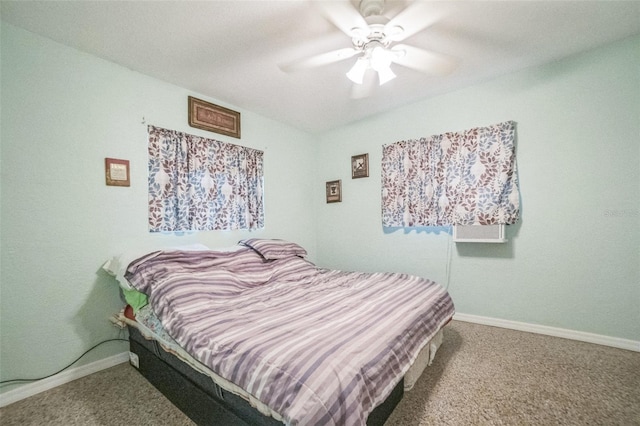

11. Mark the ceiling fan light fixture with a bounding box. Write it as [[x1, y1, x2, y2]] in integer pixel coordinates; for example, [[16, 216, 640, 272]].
[[370, 45, 392, 71], [346, 57, 369, 84], [377, 65, 396, 85], [368, 45, 395, 85]]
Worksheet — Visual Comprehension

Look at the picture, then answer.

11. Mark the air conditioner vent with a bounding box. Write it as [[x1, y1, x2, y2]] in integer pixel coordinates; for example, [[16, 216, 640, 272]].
[[453, 224, 506, 243]]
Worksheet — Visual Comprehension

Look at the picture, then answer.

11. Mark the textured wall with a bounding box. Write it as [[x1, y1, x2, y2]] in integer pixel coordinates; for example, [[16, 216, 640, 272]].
[[315, 36, 640, 341], [0, 23, 317, 390], [1, 21, 638, 399]]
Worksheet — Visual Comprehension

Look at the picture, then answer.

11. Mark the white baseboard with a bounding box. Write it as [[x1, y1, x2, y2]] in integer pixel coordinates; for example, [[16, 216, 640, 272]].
[[454, 313, 640, 352], [0, 352, 129, 408], [2, 316, 638, 408]]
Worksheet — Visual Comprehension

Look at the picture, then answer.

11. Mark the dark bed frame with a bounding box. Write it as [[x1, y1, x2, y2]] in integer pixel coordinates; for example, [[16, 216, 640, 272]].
[[128, 325, 404, 426]]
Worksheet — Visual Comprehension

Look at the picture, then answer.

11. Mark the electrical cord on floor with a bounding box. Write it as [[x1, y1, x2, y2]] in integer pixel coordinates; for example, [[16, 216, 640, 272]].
[[0, 338, 129, 385]]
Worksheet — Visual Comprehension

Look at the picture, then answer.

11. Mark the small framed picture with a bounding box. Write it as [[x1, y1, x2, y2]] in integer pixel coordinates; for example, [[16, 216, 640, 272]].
[[105, 158, 130, 187], [351, 153, 369, 179], [326, 180, 342, 203]]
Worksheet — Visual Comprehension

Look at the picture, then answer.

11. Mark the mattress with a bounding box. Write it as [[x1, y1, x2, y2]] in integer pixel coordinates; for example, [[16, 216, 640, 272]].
[[118, 305, 444, 422], [119, 241, 455, 424]]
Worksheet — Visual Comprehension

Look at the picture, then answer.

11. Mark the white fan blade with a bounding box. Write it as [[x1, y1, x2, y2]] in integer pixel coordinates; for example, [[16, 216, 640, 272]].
[[313, 0, 368, 37], [385, 2, 444, 42], [350, 70, 377, 99], [279, 47, 359, 73], [391, 44, 457, 76]]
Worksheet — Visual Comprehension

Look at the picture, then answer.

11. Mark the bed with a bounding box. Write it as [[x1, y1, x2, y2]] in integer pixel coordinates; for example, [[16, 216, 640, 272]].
[[109, 239, 455, 426]]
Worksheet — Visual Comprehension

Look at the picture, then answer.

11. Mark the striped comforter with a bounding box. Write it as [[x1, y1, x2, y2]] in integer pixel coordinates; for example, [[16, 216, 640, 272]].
[[126, 247, 454, 425]]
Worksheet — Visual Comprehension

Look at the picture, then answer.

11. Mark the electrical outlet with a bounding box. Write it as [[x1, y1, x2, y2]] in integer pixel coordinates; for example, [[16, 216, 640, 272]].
[[129, 351, 139, 368]]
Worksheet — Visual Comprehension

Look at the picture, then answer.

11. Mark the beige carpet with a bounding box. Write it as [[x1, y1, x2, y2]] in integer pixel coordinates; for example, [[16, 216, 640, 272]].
[[1, 321, 638, 425]]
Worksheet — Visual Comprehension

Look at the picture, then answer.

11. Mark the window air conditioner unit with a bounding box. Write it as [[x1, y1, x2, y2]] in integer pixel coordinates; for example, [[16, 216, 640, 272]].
[[453, 224, 506, 243]]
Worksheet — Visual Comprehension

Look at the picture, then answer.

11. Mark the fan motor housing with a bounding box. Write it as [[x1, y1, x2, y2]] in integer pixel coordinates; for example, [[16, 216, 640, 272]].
[[359, 0, 385, 17]]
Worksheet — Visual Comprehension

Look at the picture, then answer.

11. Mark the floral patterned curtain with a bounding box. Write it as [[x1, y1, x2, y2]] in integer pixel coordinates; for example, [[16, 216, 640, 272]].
[[382, 121, 520, 227], [148, 125, 264, 232]]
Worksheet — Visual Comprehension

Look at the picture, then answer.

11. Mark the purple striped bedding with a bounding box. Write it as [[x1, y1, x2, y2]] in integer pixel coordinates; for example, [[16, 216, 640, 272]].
[[125, 246, 454, 425]]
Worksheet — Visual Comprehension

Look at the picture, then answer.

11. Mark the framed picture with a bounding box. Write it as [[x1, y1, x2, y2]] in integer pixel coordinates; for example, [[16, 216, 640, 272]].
[[188, 96, 241, 139], [105, 158, 130, 187], [326, 180, 342, 203], [351, 153, 369, 179]]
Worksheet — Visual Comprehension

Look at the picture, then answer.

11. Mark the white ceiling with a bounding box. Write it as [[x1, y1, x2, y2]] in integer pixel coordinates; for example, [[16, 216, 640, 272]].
[[2, 0, 639, 134]]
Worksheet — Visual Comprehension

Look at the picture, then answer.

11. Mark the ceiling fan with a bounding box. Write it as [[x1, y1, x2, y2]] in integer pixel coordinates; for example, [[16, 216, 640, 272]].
[[279, 0, 457, 98]]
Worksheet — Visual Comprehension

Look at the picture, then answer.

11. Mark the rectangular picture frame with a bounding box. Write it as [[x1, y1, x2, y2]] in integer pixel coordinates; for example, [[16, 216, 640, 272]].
[[326, 180, 342, 203], [351, 153, 369, 179], [105, 157, 130, 187], [188, 96, 241, 139]]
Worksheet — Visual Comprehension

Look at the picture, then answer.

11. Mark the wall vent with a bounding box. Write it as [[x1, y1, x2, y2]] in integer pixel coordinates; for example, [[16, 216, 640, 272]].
[[453, 224, 506, 243]]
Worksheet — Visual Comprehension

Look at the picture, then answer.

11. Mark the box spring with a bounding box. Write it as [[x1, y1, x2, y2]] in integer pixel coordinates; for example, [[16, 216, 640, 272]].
[[128, 325, 403, 426]]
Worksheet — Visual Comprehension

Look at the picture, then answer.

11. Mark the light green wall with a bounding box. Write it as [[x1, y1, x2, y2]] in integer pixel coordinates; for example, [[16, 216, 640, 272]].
[[1, 20, 638, 397], [0, 23, 316, 389], [0, 17, 3, 375], [315, 35, 640, 341]]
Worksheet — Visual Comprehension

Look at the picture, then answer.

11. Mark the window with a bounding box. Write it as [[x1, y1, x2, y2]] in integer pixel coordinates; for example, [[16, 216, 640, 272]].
[[382, 121, 519, 227], [148, 125, 264, 232]]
